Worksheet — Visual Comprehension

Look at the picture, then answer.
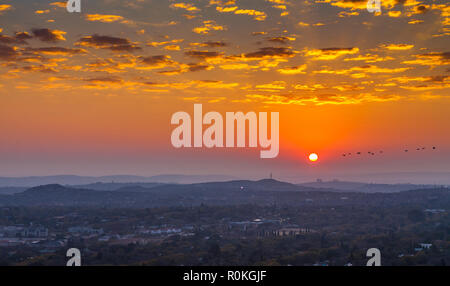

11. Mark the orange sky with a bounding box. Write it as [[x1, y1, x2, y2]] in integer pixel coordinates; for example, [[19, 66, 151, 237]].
[[0, 0, 449, 182]]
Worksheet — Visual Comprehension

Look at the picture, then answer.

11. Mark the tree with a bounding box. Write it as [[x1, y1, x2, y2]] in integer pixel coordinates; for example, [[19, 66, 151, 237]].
[[408, 209, 425, 223]]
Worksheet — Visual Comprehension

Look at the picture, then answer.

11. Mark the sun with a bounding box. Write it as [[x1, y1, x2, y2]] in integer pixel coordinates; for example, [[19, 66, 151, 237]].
[[309, 153, 319, 162]]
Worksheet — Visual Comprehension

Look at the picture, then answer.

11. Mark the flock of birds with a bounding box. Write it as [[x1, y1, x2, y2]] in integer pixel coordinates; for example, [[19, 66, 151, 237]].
[[341, 146, 437, 157]]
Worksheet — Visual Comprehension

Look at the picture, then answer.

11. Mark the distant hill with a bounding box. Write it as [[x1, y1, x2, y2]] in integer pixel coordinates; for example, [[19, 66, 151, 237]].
[[73, 182, 167, 191], [0, 179, 448, 209], [299, 180, 435, 193], [0, 187, 27, 195], [0, 174, 238, 187]]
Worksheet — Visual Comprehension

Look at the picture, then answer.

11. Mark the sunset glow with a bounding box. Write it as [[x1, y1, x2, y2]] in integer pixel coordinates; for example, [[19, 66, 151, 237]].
[[0, 0, 448, 182]]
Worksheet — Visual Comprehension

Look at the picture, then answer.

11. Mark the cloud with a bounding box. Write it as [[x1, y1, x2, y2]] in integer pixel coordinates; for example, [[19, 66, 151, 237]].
[[198, 41, 227, 48], [85, 76, 123, 84], [187, 63, 213, 72], [267, 36, 296, 44], [244, 47, 295, 59], [194, 80, 239, 89], [408, 19, 424, 24], [277, 64, 307, 74], [147, 39, 183, 47], [344, 54, 394, 63], [84, 58, 138, 73], [193, 20, 225, 34], [213, 2, 267, 21], [35, 10, 50, 14], [304, 47, 359, 60], [0, 4, 12, 13], [77, 34, 141, 52], [243, 92, 402, 106], [380, 43, 414, 51], [50, 2, 66, 8], [139, 55, 176, 69], [252, 32, 267, 36], [32, 28, 66, 42], [170, 3, 200, 12], [26, 47, 87, 56], [85, 14, 125, 23], [412, 4, 430, 14], [255, 81, 286, 90], [0, 44, 19, 60], [313, 64, 410, 78], [189, 47, 296, 71], [333, 84, 365, 91], [350, 64, 411, 74], [185, 50, 223, 59], [403, 52, 450, 66], [297, 21, 326, 27], [0, 32, 31, 45], [15, 65, 58, 73], [390, 76, 450, 91], [163, 45, 181, 51], [338, 11, 360, 17], [388, 11, 402, 17], [234, 9, 267, 21], [294, 84, 325, 91]]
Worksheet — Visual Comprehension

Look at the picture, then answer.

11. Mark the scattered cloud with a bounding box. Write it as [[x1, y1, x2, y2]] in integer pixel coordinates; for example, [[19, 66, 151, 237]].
[[277, 64, 307, 75], [380, 44, 414, 51], [193, 20, 225, 34], [77, 34, 141, 52], [403, 52, 450, 67], [85, 14, 125, 23], [304, 47, 359, 60], [32, 28, 66, 42], [170, 3, 200, 12]]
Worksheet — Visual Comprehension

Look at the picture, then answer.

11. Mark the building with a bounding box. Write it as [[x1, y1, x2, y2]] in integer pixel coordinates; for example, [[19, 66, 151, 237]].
[[0, 226, 48, 238], [21, 227, 48, 238], [68, 226, 104, 235]]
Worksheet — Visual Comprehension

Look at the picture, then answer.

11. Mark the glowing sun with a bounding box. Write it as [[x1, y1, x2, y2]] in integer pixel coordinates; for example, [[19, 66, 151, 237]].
[[309, 153, 319, 162]]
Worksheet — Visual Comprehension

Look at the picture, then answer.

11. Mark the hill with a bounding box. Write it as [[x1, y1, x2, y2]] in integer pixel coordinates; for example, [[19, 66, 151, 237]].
[[0, 179, 448, 209]]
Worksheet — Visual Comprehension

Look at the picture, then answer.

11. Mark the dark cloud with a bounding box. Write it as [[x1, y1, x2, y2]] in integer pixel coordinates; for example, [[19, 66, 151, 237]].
[[202, 41, 227, 47], [251, 32, 267, 36], [108, 44, 142, 52], [427, 75, 448, 82], [32, 28, 65, 42], [15, 32, 33, 41], [0, 44, 19, 60], [141, 55, 172, 65], [415, 5, 429, 14], [26, 47, 86, 55], [339, 0, 367, 4], [188, 63, 211, 72], [142, 81, 160, 86], [84, 76, 123, 83], [185, 50, 222, 59], [0, 34, 19, 45], [420, 51, 450, 60], [267, 37, 293, 44], [20, 65, 58, 73], [244, 47, 294, 58], [78, 34, 141, 52], [320, 47, 355, 52], [0, 33, 29, 45]]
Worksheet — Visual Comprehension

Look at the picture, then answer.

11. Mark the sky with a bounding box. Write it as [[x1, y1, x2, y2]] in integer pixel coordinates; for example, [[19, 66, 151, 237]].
[[0, 0, 449, 183]]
